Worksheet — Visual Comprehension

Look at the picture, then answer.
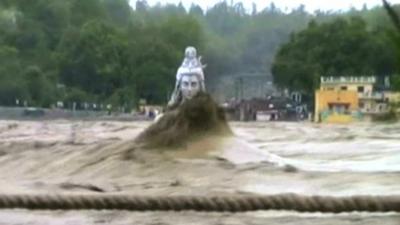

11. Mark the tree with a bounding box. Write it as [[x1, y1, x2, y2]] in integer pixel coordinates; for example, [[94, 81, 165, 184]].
[[24, 66, 55, 107], [205, 1, 247, 36], [125, 14, 205, 104], [69, 0, 107, 26], [103, 0, 132, 26], [58, 20, 129, 98], [272, 17, 396, 94], [382, 0, 400, 91], [135, 0, 148, 12], [189, 4, 204, 17], [2, 0, 399, 108]]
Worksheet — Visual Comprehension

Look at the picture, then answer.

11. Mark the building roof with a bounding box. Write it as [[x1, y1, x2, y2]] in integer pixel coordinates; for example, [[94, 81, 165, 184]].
[[321, 76, 376, 85]]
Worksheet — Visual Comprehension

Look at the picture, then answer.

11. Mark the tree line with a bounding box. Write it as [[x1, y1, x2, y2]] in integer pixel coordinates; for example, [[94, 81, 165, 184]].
[[0, 0, 399, 110], [272, 1, 400, 95]]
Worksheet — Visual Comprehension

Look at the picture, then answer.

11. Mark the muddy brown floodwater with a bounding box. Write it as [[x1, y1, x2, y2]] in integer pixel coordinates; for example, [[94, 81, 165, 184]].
[[0, 120, 399, 225]]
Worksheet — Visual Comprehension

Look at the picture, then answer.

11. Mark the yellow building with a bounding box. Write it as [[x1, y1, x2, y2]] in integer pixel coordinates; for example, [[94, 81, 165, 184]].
[[316, 76, 391, 122], [314, 90, 360, 123], [320, 76, 375, 93]]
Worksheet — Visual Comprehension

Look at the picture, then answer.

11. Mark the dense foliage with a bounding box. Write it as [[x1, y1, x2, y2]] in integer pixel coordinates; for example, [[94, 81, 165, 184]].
[[0, 0, 399, 109], [272, 17, 397, 93], [0, 0, 206, 109], [272, 1, 400, 94], [382, 0, 400, 90]]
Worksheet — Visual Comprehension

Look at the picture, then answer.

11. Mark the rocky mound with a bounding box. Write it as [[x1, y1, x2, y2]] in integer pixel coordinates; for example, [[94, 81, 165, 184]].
[[134, 92, 232, 149]]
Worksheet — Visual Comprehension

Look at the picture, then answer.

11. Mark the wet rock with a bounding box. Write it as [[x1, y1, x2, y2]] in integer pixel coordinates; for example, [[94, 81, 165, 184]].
[[135, 92, 231, 149], [7, 123, 18, 130], [59, 182, 106, 193], [33, 141, 56, 149], [283, 164, 298, 173], [169, 180, 181, 187]]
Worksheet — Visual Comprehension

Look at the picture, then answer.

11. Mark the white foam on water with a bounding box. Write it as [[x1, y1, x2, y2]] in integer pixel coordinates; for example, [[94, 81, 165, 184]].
[[229, 122, 400, 173]]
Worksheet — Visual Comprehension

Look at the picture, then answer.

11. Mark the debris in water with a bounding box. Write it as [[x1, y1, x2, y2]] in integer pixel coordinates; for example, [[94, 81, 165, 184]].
[[59, 182, 106, 193], [283, 164, 298, 173]]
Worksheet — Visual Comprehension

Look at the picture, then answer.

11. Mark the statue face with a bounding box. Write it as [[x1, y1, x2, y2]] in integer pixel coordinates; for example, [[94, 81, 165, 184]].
[[180, 74, 200, 100], [185, 47, 197, 59]]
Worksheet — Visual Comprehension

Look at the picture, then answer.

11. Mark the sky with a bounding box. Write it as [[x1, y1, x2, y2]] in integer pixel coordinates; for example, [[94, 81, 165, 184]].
[[131, 0, 400, 13]]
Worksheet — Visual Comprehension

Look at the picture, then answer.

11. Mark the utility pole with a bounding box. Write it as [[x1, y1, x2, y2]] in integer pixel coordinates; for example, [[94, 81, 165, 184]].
[[235, 77, 244, 101], [239, 77, 243, 100]]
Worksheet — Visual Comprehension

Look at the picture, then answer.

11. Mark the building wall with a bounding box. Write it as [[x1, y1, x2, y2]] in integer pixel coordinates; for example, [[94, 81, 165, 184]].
[[359, 99, 388, 114], [384, 92, 400, 104], [325, 114, 354, 123], [315, 90, 359, 112], [320, 76, 375, 94], [321, 83, 373, 93], [320, 76, 388, 115], [314, 90, 359, 122]]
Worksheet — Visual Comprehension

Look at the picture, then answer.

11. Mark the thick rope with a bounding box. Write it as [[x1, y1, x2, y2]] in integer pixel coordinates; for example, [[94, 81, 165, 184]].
[[0, 194, 399, 213]]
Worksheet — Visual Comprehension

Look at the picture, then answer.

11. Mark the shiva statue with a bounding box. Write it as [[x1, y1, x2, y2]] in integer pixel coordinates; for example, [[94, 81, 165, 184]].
[[167, 46, 206, 108]]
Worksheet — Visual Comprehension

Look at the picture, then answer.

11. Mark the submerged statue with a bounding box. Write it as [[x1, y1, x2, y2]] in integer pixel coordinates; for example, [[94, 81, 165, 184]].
[[168, 46, 206, 108], [133, 46, 231, 149]]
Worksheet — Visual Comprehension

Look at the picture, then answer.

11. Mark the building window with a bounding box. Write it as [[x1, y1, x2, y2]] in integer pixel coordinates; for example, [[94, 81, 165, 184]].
[[357, 86, 364, 93], [328, 103, 350, 114], [341, 86, 347, 91]]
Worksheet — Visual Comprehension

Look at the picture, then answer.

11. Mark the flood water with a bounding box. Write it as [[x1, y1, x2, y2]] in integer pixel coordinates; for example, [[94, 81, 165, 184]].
[[0, 120, 399, 225]]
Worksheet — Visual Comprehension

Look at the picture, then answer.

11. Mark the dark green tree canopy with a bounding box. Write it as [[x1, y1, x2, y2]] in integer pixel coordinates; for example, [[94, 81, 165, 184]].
[[272, 17, 396, 93], [0, 0, 399, 108]]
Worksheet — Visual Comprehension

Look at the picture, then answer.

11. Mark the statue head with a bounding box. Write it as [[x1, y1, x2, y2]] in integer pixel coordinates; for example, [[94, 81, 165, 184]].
[[184, 46, 197, 60], [180, 73, 201, 100], [168, 46, 206, 107]]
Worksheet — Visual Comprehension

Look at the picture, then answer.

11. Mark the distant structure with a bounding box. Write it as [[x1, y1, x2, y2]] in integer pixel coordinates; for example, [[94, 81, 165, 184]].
[[223, 95, 308, 122], [315, 76, 399, 123], [212, 72, 276, 102]]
